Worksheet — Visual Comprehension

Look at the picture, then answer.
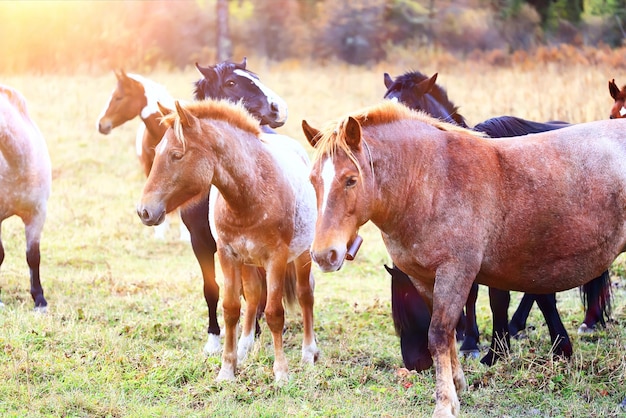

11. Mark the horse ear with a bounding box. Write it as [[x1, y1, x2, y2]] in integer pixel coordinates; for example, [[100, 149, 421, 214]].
[[302, 120, 321, 148], [239, 57, 247, 69], [157, 102, 173, 117], [609, 79, 620, 100], [414, 73, 438, 97], [344, 116, 362, 149], [195, 62, 214, 79], [383, 73, 394, 89], [175, 101, 197, 129]]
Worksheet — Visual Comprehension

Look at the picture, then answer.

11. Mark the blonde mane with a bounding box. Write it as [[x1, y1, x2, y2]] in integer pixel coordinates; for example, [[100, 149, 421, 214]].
[[160, 99, 262, 149], [313, 100, 484, 163]]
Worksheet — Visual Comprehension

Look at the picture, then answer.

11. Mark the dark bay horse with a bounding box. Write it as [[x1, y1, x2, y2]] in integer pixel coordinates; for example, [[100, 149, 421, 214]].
[[0, 85, 51, 311], [609, 78, 626, 119], [382, 70, 611, 368], [303, 101, 626, 416], [138, 100, 318, 381], [97, 70, 189, 240]]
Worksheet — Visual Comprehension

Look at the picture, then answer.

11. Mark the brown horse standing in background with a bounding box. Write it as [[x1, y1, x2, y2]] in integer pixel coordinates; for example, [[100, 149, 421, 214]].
[[304, 101, 626, 417]]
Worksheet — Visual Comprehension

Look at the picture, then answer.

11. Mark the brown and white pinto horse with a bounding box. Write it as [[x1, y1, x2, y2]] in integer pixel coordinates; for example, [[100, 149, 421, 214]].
[[138, 100, 318, 382], [0, 85, 51, 311], [609, 78, 626, 119], [96, 70, 188, 240], [304, 101, 626, 417]]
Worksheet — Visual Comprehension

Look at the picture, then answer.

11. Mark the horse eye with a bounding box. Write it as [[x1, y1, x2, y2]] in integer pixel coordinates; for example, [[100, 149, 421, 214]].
[[226, 80, 236, 87], [171, 151, 183, 161], [346, 176, 357, 188]]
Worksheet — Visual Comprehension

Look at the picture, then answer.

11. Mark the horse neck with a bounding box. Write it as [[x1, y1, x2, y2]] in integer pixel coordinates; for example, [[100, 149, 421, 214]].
[[362, 125, 440, 230], [140, 111, 167, 146], [206, 128, 278, 214]]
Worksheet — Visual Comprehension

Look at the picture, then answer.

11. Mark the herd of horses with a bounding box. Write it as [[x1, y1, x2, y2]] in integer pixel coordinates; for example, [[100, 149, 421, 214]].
[[2, 60, 626, 417]]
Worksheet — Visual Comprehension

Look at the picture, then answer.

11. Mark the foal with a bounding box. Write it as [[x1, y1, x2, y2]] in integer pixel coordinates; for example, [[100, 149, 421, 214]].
[[138, 100, 318, 381]]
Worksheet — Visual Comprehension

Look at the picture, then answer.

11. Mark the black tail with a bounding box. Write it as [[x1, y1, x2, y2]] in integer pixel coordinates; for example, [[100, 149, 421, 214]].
[[580, 270, 612, 329], [386, 264, 433, 371], [474, 116, 569, 138]]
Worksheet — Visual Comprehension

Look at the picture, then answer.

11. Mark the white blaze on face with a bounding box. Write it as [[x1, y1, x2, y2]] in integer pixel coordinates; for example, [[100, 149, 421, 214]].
[[155, 134, 169, 156], [320, 157, 336, 217], [620, 106, 626, 117], [233, 69, 288, 123]]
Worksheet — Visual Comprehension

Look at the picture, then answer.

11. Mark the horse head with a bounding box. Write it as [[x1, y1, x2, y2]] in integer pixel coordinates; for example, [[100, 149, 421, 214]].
[[383, 71, 468, 127], [303, 117, 371, 272], [193, 58, 288, 128], [97, 69, 148, 134]]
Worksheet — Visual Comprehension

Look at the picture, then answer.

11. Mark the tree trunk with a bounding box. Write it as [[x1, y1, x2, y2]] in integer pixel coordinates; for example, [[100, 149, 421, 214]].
[[216, 0, 231, 62]]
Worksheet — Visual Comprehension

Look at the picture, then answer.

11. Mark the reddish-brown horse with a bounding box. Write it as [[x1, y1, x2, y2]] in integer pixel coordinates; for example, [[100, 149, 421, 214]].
[[0, 85, 51, 311], [609, 78, 626, 119], [138, 100, 318, 382], [304, 101, 626, 417]]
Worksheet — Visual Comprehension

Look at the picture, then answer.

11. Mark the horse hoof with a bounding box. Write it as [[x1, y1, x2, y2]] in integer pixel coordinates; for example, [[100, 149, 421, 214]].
[[274, 371, 289, 384], [0, 301, 4, 309], [577, 323, 595, 335], [34, 305, 48, 314], [203, 334, 221, 356], [216, 369, 235, 382], [460, 349, 480, 360]]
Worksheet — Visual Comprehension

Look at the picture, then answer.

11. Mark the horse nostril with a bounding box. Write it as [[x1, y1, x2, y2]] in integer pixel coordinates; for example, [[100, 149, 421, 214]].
[[137, 207, 149, 221], [610, 115, 615, 119], [327, 249, 338, 265], [270, 101, 279, 112]]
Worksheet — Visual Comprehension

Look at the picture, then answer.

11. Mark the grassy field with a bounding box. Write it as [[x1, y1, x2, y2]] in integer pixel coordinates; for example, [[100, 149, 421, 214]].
[[1, 59, 625, 417]]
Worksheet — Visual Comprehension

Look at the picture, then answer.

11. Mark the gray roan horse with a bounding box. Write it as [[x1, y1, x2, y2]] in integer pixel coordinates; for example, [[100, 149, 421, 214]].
[[304, 101, 626, 417], [0, 85, 51, 311]]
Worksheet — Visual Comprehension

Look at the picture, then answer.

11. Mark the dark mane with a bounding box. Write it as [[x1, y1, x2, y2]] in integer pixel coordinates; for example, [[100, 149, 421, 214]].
[[385, 70, 468, 127], [474, 116, 570, 138], [193, 60, 259, 101]]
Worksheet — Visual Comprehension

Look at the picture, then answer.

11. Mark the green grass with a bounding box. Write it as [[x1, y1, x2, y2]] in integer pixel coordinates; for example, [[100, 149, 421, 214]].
[[0, 64, 625, 417]]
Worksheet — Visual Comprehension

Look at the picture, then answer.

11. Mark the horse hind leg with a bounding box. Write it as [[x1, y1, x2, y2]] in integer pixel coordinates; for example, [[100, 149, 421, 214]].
[[481, 287, 511, 366], [293, 251, 319, 365], [535, 293, 572, 359], [509, 293, 536, 338], [25, 215, 47, 312]]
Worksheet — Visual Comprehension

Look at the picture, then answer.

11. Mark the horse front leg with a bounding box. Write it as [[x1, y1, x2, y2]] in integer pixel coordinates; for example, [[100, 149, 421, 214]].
[[264, 253, 289, 382], [429, 266, 474, 418], [25, 215, 47, 312], [294, 251, 319, 365], [237, 265, 263, 363], [216, 254, 242, 382], [180, 199, 221, 355]]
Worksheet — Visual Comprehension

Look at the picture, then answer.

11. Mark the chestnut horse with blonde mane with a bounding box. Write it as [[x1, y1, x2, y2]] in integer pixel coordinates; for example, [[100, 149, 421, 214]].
[[304, 101, 626, 417], [137, 100, 318, 382], [0, 85, 51, 311]]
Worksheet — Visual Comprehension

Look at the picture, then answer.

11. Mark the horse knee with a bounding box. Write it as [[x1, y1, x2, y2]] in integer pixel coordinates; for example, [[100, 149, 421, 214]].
[[264, 305, 285, 333]]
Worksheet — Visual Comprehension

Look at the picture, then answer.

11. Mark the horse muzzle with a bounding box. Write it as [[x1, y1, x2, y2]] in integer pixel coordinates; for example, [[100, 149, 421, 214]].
[[98, 119, 113, 135], [310, 245, 347, 272], [136, 203, 166, 226]]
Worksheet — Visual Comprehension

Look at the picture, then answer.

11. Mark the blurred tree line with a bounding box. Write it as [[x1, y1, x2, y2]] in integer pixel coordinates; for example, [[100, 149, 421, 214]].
[[0, 0, 623, 73]]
